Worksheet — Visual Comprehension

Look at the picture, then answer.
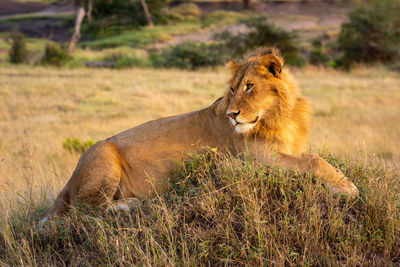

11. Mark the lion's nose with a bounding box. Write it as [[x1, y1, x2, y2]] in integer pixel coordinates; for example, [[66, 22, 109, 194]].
[[227, 110, 240, 120]]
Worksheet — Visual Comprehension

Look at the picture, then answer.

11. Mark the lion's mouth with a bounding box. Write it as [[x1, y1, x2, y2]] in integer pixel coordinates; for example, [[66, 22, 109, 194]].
[[236, 116, 259, 125]]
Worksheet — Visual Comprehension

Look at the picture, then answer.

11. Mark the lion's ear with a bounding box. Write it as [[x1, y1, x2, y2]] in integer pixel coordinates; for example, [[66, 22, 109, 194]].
[[256, 54, 283, 78], [227, 60, 240, 76]]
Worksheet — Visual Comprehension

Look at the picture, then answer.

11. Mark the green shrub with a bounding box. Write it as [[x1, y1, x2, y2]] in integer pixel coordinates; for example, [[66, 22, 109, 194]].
[[152, 42, 229, 70], [338, 0, 400, 68], [216, 15, 305, 66], [62, 137, 95, 154], [7, 30, 28, 64], [41, 43, 70, 67], [309, 38, 330, 66], [115, 56, 151, 68]]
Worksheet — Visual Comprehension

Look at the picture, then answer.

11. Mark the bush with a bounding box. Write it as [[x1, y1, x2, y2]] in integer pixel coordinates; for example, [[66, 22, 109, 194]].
[[338, 0, 400, 68], [7, 30, 28, 64], [84, 0, 168, 37], [2, 149, 399, 265], [62, 137, 95, 154], [41, 43, 70, 66], [102, 50, 151, 68], [216, 15, 305, 66], [152, 42, 229, 70]]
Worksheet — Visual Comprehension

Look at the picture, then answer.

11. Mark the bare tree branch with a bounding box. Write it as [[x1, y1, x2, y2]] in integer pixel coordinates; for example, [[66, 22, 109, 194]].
[[140, 0, 154, 28], [243, 0, 251, 9], [68, 5, 86, 54], [87, 0, 93, 23]]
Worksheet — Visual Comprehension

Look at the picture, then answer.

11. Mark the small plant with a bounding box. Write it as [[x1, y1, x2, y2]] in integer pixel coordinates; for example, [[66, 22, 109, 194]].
[[7, 30, 28, 64], [41, 43, 71, 67], [62, 137, 95, 155]]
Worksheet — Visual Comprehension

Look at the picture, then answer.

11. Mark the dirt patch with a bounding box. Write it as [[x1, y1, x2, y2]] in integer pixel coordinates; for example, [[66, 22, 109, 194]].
[[0, 0, 75, 42], [0, 0, 48, 16]]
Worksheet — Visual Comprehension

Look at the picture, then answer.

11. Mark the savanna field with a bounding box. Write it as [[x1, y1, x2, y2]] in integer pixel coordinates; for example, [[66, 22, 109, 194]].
[[0, 65, 399, 265], [0, 0, 400, 264]]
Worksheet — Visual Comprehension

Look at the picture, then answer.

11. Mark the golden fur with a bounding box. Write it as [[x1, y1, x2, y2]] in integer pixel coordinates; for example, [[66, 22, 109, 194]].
[[40, 47, 358, 227]]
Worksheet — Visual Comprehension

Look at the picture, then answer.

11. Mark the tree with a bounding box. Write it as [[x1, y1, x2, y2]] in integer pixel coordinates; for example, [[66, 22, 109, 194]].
[[140, 0, 153, 28], [68, 2, 86, 54], [242, 0, 250, 9]]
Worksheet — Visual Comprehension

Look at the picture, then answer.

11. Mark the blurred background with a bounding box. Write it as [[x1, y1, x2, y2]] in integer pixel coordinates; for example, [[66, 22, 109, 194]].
[[0, 0, 399, 194]]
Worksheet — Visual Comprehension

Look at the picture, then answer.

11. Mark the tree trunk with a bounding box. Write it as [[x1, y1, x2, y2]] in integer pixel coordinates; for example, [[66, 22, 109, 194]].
[[140, 0, 153, 28], [68, 5, 86, 55], [87, 0, 93, 23], [243, 0, 250, 9]]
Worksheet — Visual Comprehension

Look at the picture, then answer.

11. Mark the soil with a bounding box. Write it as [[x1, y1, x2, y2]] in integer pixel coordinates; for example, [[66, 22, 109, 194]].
[[0, 0, 48, 16]]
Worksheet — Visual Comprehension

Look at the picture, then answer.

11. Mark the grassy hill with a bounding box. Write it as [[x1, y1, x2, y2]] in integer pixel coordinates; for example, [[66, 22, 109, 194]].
[[1, 149, 399, 265]]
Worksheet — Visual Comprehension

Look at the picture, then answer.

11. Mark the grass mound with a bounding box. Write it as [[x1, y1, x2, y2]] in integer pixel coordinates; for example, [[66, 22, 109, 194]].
[[1, 149, 399, 265]]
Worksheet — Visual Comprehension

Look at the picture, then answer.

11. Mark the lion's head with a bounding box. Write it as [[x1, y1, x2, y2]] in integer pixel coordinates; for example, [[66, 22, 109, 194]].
[[221, 47, 305, 138]]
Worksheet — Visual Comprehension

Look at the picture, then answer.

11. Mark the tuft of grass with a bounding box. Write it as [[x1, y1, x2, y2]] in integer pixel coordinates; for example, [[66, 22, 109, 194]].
[[0, 148, 399, 265], [201, 10, 247, 28], [163, 3, 203, 22]]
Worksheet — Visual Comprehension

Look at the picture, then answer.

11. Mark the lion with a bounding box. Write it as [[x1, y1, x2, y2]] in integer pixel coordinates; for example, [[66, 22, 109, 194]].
[[40, 47, 358, 226]]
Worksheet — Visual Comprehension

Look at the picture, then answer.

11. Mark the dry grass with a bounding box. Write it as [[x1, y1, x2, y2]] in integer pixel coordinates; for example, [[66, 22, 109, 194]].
[[0, 65, 399, 265], [1, 149, 399, 265]]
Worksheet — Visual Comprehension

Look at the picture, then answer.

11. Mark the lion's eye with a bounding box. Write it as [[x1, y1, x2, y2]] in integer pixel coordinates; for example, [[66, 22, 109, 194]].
[[230, 87, 234, 94], [246, 84, 254, 91]]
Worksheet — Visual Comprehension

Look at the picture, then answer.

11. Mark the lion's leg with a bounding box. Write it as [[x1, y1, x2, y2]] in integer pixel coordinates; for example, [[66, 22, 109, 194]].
[[40, 141, 128, 227], [269, 153, 359, 197]]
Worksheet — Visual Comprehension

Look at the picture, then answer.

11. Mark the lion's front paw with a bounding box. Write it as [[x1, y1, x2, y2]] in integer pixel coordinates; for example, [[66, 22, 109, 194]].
[[342, 181, 359, 198], [329, 178, 359, 198]]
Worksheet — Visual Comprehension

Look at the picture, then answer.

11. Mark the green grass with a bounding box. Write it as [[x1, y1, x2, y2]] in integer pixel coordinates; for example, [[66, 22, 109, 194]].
[[82, 21, 203, 49], [0, 13, 73, 23], [0, 149, 399, 265]]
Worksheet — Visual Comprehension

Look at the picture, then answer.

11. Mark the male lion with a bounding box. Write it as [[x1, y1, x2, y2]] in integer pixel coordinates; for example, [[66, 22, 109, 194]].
[[40, 47, 358, 226]]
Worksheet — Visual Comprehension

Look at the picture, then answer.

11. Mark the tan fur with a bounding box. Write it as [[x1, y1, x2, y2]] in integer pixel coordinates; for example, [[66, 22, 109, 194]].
[[41, 47, 358, 226]]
